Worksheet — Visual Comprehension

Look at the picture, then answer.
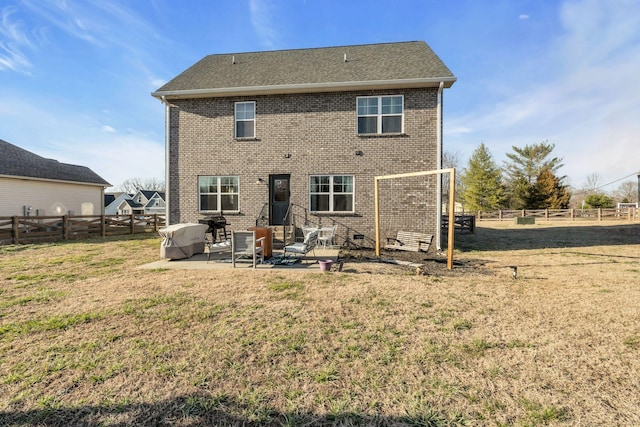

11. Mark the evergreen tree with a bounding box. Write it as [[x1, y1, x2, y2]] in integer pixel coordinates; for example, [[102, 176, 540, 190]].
[[507, 176, 531, 210], [460, 143, 506, 211], [503, 141, 564, 184], [503, 141, 566, 208], [529, 168, 572, 208], [583, 193, 615, 208]]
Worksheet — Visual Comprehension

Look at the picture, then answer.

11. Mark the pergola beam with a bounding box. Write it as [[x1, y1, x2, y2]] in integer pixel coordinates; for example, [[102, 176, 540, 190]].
[[374, 168, 456, 269]]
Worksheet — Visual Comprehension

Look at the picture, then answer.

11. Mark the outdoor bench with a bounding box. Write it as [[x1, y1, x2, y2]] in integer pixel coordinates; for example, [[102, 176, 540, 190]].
[[385, 231, 433, 253]]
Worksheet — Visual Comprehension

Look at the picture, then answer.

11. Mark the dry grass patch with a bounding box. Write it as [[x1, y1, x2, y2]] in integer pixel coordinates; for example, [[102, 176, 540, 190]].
[[1, 222, 639, 425]]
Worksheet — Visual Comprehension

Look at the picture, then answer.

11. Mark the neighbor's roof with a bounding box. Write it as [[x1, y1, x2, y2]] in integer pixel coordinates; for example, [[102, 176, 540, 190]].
[[0, 139, 110, 186], [152, 41, 456, 99], [122, 199, 143, 209], [138, 190, 165, 200]]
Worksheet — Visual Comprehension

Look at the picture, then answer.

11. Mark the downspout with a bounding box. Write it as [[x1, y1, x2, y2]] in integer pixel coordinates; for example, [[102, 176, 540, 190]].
[[162, 95, 170, 225], [436, 81, 444, 250]]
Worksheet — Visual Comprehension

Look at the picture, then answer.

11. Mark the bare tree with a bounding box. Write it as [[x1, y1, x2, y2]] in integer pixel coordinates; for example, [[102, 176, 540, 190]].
[[118, 178, 165, 194], [583, 173, 601, 193], [442, 150, 463, 206], [615, 181, 638, 203]]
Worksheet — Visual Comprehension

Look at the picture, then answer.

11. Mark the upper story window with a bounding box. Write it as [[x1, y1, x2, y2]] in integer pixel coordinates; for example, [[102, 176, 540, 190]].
[[235, 101, 255, 138], [310, 175, 354, 213], [198, 176, 239, 212], [357, 95, 403, 134]]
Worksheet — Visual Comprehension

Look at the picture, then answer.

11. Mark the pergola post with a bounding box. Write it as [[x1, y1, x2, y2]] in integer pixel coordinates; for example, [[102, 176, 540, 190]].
[[374, 168, 456, 269]]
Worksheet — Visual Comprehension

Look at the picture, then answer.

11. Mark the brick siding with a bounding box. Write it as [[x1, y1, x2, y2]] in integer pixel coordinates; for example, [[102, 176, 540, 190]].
[[168, 88, 440, 246]]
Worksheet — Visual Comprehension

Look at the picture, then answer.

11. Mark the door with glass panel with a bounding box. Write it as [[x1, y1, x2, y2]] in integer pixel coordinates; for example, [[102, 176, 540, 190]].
[[269, 174, 290, 225]]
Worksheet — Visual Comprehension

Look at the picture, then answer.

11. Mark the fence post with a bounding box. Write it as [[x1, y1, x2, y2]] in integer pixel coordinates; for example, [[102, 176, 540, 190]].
[[62, 215, 69, 240], [498, 210, 502, 220], [545, 209, 549, 220], [101, 215, 106, 237], [130, 214, 135, 234], [12, 216, 19, 244], [597, 209, 602, 221], [153, 214, 159, 232]]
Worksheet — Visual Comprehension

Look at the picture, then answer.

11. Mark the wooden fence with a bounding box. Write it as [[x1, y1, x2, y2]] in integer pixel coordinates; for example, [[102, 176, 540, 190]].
[[474, 208, 639, 222], [0, 214, 166, 245]]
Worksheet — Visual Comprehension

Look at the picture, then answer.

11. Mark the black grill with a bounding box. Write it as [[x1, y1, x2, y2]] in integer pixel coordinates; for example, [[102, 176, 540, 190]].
[[198, 215, 228, 242]]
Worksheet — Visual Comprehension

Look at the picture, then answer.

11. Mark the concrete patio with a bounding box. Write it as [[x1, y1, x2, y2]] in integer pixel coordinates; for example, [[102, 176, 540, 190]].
[[139, 247, 341, 271]]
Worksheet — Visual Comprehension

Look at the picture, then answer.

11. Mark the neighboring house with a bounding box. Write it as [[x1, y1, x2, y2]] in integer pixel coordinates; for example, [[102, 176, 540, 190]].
[[152, 41, 455, 246], [0, 139, 110, 217], [104, 193, 116, 207], [112, 190, 166, 215], [104, 192, 133, 215]]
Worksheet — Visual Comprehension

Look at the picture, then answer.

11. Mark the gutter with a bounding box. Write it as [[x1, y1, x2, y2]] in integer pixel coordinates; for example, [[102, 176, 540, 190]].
[[151, 77, 457, 100], [161, 95, 171, 225], [436, 81, 444, 251]]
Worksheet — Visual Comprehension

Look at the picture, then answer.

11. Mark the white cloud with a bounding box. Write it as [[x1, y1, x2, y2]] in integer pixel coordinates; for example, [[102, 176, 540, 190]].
[[21, 0, 100, 45], [0, 92, 164, 191], [150, 77, 166, 88], [446, 0, 640, 188], [519, 14, 530, 20], [40, 133, 165, 191], [20, 0, 171, 68], [249, 0, 279, 49], [445, 125, 473, 137], [558, 0, 640, 68], [0, 6, 34, 73]]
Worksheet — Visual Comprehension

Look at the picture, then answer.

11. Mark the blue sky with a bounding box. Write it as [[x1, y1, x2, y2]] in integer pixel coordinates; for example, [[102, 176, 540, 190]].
[[1, 0, 639, 193]]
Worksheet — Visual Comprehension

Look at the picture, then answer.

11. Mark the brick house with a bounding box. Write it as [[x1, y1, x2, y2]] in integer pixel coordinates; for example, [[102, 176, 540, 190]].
[[152, 41, 455, 248]]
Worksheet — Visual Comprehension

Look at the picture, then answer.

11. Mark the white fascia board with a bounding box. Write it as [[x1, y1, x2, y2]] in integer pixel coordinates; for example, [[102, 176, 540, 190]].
[[0, 174, 110, 188], [152, 77, 457, 100]]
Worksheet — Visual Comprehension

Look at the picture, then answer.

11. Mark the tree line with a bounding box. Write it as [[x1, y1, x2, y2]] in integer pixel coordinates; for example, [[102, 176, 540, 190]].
[[452, 141, 637, 212]]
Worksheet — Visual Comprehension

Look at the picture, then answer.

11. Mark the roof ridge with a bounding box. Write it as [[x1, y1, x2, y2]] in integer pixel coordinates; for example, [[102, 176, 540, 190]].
[[205, 40, 423, 58]]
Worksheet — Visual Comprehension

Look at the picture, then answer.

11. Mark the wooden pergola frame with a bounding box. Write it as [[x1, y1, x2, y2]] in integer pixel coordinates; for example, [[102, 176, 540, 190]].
[[374, 168, 456, 269]]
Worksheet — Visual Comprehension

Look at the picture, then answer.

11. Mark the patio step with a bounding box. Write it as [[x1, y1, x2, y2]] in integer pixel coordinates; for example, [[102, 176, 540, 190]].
[[271, 225, 295, 249]]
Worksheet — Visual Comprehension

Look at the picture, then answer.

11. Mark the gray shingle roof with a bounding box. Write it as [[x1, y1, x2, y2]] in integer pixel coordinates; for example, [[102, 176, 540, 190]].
[[123, 199, 143, 209], [0, 139, 110, 186], [153, 41, 455, 98]]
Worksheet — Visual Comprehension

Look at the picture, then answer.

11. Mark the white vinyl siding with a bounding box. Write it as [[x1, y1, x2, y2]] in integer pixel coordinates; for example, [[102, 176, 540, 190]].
[[0, 177, 103, 216]]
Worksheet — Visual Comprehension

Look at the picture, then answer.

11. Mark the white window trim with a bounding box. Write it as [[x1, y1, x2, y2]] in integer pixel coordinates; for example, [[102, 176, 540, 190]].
[[235, 101, 256, 138], [309, 174, 355, 213], [198, 175, 240, 212], [356, 95, 404, 135]]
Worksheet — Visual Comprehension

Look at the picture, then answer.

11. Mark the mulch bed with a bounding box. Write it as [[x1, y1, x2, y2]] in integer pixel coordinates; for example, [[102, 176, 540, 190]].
[[338, 247, 490, 277]]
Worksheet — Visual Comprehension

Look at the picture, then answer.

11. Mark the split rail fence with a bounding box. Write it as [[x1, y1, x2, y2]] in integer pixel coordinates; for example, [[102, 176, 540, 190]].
[[0, 214, 166, 245], [473, 208, 639, 222]]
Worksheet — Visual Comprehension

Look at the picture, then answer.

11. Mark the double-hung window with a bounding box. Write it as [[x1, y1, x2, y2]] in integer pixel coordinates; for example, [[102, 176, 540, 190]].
[[198, 176, 239, 212], [357, 95, 403, 134], [235, 101, 255, 138], [310, 175, 354, 213]]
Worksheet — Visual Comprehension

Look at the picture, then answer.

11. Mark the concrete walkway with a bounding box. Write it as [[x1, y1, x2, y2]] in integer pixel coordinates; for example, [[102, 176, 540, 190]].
[[139, 247, 341, 271]]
